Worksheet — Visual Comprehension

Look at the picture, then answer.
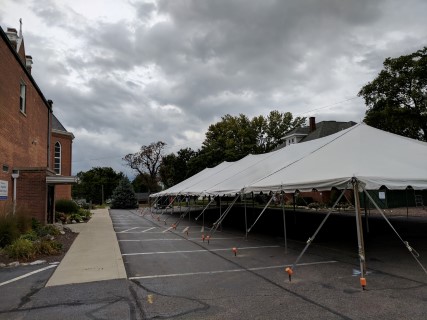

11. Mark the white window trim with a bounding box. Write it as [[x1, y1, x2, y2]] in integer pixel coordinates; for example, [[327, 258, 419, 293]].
[[20, 81, 26, 114], [54, 141, 62, 175]]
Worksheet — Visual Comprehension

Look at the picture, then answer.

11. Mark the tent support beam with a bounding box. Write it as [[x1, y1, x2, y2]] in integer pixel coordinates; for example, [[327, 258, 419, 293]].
[[353, 179, 367, 289], [195, 197, 215, 221], [362, 186, 427, 276], [244, 193, 248, 239], [247, 194, 275, 233], [290, 184, 350, 272], [281, 192, 287, 254], [209, 194, 240, 237]]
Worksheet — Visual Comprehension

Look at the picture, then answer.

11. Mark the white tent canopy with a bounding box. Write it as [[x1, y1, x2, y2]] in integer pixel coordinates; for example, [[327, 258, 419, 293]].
[[153, 123, 427, 197], [246, 123, 427, 193]]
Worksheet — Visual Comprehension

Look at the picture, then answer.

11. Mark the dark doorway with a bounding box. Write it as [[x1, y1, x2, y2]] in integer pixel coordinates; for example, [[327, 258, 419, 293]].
[[47, 185, 55, 224]]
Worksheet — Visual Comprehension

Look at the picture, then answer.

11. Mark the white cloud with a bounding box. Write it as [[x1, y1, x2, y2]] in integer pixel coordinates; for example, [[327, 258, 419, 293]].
[[1, 0, 426, 176]]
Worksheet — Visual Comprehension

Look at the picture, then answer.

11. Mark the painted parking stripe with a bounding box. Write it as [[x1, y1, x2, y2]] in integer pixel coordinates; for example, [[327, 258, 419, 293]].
[[162, 227, 174, 233], [118, 227, 140, 233], [119, 237, 244, 242], [122, 245, 280, 256], [128, 260, 338, 280], [0, 264, 57, 287]]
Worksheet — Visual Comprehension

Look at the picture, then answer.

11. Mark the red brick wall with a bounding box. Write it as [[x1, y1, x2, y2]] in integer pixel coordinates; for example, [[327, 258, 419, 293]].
[[0, 33, 50, 220], [16, 169, 48, 223]]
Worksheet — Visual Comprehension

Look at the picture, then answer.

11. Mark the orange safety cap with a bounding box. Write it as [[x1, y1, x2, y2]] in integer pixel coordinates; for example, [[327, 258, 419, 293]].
[[285, 267, 293, 275]]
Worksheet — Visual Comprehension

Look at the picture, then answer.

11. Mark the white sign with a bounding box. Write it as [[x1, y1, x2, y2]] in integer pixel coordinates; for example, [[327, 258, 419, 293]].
[[0, 180, 8, 200], [378, 191, 386, 200]]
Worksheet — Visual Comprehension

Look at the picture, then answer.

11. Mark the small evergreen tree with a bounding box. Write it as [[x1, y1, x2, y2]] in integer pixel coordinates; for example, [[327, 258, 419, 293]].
[[111, 178, 138, 209]]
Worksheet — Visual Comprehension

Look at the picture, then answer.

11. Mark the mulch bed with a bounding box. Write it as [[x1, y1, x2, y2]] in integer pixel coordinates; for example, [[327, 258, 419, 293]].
[[0, 227, 78, 266]]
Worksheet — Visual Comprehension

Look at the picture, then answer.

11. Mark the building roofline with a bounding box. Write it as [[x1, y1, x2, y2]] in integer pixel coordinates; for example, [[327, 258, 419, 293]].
[[0, 26, 52, 113]]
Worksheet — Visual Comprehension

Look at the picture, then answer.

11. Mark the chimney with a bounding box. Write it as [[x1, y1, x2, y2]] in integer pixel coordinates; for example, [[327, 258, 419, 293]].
[[5, 28, 18, 50], [25, 55, 33, 74], [309, 117, 316, 132]]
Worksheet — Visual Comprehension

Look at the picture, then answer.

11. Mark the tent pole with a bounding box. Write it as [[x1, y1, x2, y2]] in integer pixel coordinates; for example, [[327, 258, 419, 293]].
[[244, 192, 248, 239], [353, 178, 367, 290], [210, 194, 240, 237], [282, 191, 287, 254]]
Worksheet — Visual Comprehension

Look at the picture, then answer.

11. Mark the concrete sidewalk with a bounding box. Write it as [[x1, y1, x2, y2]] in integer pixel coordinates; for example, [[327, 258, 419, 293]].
[[46, 208, 126, 287]]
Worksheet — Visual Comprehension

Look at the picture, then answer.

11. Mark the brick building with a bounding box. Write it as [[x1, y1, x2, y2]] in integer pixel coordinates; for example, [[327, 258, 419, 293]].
[[0, 24, 76, 223]]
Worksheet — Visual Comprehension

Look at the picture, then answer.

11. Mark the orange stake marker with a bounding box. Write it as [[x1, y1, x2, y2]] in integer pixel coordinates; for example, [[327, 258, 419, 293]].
[[232, 247, 238, 256], [206, 235, 210, 244], [360, 277, 367, 290], [172, 224, 176, 230], [202, 234, 205, 242], [285, 267, 293, 282]]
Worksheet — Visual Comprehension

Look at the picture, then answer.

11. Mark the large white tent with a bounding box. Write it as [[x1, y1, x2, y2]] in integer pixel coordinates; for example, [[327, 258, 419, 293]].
[[153, 123, 427, 197]]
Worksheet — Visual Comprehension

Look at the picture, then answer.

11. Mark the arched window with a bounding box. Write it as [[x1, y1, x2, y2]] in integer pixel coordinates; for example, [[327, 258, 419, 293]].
[[54, 142, 61, 174]]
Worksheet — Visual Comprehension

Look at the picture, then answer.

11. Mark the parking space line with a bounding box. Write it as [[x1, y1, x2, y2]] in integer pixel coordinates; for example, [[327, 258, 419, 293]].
[[128, 260, 338, 280], [122, 245, 280, 256], [162, 227, 173, 233], [141, 227, 156, 233], [119, 237, 244, 242], [0, 264, 58, 287], [118, 227, 140, 233]]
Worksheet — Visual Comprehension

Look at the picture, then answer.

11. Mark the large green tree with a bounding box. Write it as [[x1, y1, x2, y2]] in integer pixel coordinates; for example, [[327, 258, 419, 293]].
[[200, 111, 305, 167], [359, 47, 427, 141], [159, 148, 197, 188], [72, 167, 125, 204], [123, 141, 166, 192]]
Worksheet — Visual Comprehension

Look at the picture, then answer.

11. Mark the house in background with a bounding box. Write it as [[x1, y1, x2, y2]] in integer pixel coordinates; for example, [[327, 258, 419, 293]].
[[278, 117, 357, 205], [278, 117, 357, 148], [0, 24, 76, 223]]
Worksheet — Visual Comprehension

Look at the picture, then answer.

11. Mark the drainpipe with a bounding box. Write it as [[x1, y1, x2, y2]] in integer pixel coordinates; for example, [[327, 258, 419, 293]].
[[47, 100, 53, 168], [12, 170, 20, 215]]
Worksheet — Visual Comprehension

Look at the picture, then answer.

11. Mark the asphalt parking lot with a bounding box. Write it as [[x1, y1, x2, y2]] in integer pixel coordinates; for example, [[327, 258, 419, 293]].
[[112, 207, 427, 319]]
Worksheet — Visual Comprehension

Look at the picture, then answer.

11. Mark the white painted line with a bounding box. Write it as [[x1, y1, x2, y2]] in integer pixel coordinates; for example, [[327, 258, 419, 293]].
[[118, 227, 140, 233], [162, 227, 173, 233], [123, 245, 280, 256], [129, 260, 338, 280], [141, 227, 156, 233], [0, 264, 58, 287], [119, 237, 244, 242]]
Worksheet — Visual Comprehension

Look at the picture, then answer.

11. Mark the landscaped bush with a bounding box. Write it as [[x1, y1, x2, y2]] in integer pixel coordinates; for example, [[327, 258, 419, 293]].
[[70, 213, 83, 222], [4, 238, 36, 260], [0, 215, 20, 247], [79, 209, 92, 220], [55, 199, 79, 214], [34, 224, 60, 237], [35, 239, 62, 255], [20, 230, 38, 242]]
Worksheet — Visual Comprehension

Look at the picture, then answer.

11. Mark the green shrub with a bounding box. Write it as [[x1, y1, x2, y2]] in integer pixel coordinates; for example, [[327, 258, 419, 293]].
[[79, 209, 92, 220], [35, 240, 62, 255], [15, 214, 32, 234], [70, 213, 83, 222], [55, 212, 67, 223], [20, 231, 38, 241], [35, 224, 60, 237], [4, 238, 36, 260], [0, 215, 20, 248], [55, 199, 79, 214]]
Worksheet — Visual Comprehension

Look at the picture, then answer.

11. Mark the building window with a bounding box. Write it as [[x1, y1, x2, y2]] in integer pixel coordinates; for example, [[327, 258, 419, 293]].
[[20, 83, 26, 113], [2, 165, 8, 173], [54, 142, 61, 174]]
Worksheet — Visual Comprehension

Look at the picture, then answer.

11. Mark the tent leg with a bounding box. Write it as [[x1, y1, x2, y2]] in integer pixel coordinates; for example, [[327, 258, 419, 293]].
[[247, 195, 275, 233], [244, 194, 248, 239], [353, 179, 367, 290], [282, 193, 287, 254]]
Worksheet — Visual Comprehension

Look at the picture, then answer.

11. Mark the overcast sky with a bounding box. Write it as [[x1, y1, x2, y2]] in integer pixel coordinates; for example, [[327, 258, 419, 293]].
[[1, 0, 426, 177]]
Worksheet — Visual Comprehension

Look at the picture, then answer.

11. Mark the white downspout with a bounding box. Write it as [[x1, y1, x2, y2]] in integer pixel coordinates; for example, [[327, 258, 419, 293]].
[[12, 170, 19, 215]]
